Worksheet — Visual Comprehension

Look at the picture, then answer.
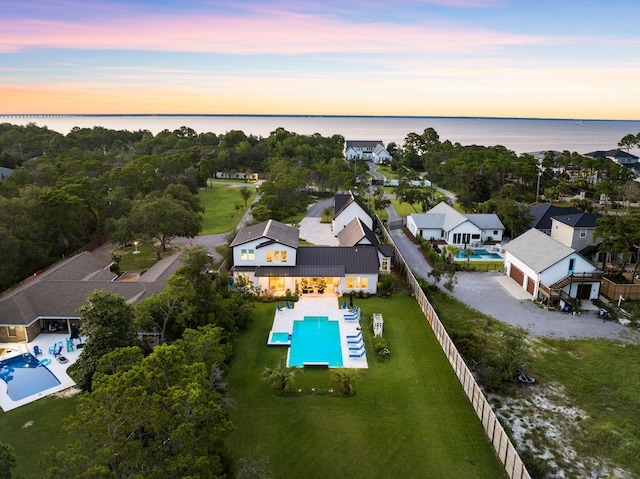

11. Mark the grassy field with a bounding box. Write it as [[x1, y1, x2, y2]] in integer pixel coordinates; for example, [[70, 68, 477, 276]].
[[427, 286, 640, 476], [199, 184, 256, 234], [226, 296, 507, 479], [0, 395, 78, 478]]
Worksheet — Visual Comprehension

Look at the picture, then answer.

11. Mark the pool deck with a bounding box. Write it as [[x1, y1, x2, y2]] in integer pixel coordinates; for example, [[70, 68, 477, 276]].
[[0, 334, 83, 411], [270, 295, 368, 369]]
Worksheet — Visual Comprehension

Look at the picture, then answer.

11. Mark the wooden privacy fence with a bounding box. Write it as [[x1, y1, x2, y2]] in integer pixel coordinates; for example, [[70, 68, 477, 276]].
[[600, 277, 640, 301], [379, 222, 531, 479]]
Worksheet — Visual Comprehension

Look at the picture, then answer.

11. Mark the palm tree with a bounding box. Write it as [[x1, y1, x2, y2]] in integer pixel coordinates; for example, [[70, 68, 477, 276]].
[[262, 359, 300, 395], [331, 368, 361, 397]]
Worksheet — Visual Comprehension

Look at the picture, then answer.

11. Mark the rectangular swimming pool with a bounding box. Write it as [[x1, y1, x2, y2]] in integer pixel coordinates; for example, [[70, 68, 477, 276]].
[[454, 248, 503, 260], [0, 353, 61, 401], [288, 316, 343, 368]]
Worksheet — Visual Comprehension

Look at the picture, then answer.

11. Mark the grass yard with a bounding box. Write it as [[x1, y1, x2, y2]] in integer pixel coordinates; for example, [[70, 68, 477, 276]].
[[199, 184, 256, 234], [391, 197, 426, 216], [226, 296, 507, 479], [0, 395, 78, 478]]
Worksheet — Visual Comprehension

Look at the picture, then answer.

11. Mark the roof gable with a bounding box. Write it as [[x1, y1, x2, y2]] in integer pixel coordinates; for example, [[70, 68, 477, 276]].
[[332, 191, 372, 220], [427, 202, 468, 230], [551, 213, 602, 228], [529, 203, 581, 230], [504, 228, 574, 272], [230, 219, 299, 248]]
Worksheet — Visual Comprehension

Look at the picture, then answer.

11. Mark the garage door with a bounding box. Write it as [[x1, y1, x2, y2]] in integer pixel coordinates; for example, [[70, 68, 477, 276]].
[[527, 277, 535, 295], [509, 264, 524, 286]]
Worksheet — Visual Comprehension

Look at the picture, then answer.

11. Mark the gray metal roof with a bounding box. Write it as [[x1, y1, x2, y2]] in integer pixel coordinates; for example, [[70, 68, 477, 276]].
[[297, 246, 379, 274], [230, 219, 299, 248], [332, 191, 372, 220], [503, 228, 574, 273], [427, 202, 467, 230], [255, 265, 346, 277]]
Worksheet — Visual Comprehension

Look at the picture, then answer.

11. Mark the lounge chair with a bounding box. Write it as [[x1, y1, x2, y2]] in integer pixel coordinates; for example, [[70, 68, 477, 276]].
[[346, 331, 362, 339], [347, 338, 363, 345], [33, 345, 43, 357], [276, 304, 283, 312], [349, 349, 366, 358], [285, 301, 293, 309], [348, 344, 364, 351]]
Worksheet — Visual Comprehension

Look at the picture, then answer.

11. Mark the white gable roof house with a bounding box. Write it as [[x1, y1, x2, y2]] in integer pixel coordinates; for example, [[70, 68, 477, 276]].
[[503, 228, 601, 310], [344, 140, 392, 164], [406, 202, 504, 247], [332, 190, 373, 236]]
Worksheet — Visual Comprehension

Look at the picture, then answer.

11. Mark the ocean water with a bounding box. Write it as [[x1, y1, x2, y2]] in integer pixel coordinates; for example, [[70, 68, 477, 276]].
[[2, 114, 640, 155]]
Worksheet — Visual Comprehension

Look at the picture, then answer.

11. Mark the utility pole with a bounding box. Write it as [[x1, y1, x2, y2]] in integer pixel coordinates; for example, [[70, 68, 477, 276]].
[[535, 158, 543, 202]]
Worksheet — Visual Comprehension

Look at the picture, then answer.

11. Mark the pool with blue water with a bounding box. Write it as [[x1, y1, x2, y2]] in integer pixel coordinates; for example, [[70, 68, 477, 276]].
[[454, 248, 503, 260], [0, 353, 61, 401], [288, 316, 343, 367]]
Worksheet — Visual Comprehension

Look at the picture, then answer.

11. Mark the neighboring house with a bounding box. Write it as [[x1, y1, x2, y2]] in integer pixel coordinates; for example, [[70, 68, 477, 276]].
[[585, 149, 639, 166], [338, 217, 393, 273], [529, 203, 581, 235], [332, 190, 373, 236], [406, 202, 504, 247], [0, 251, 180, 343], [550, 213, 602, 260], [503, 228, 601, 308], [230, 219, 386, 295], [344, 140, 392, 164]]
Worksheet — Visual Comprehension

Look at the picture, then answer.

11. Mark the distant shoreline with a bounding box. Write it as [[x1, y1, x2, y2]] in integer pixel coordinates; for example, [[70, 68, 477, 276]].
[[2, 113, 639, 123]]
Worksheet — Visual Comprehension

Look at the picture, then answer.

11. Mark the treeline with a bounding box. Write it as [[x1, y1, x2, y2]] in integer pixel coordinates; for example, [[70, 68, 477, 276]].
[[0, 123, 350, 291]]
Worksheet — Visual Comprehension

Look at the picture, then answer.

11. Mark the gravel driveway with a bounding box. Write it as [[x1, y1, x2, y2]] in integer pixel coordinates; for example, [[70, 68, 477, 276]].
[[448, 271, 638, 342]]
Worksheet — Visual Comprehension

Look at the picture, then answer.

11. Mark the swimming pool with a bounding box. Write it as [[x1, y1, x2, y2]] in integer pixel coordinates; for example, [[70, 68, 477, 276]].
[[267, 331, 292, 345], [0, 353, 61, 401], [288, 316, 343, 367], [454, 248, 503, 260]]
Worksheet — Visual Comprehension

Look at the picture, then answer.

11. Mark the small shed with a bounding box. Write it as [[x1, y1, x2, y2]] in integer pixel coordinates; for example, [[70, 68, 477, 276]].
[[372, 313, 384, 337]]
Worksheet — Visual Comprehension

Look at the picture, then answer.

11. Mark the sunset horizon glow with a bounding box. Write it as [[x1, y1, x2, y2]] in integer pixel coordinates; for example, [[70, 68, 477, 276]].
[[2, 1, 640, 120]]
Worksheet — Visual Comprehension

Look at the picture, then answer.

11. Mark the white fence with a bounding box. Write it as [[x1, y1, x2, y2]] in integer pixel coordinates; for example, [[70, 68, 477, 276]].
[[380, 222, 531, 479]]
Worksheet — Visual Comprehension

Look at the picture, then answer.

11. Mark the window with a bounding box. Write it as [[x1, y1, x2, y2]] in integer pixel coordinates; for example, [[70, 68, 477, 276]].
[[381, 257, 389, 270], [240, 249, 254, 260], [579, 228, 587, 238], [7, 326, 16, 338], [347, 276, 369, 289], [266, 250, 287, 263]]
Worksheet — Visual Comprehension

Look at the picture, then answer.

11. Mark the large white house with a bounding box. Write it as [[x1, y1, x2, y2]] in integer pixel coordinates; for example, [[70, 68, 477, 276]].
[[230, 219, 385, 295], [503, 228, 601, 308], [406, 202, 505, 247], [344, 140, 392, 164]]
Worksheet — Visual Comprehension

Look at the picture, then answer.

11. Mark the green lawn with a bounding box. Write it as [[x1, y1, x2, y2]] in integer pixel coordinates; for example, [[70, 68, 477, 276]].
[[226, 297, 507, 479], [0, 395, 78, 478], [199, 184, 256, 234]]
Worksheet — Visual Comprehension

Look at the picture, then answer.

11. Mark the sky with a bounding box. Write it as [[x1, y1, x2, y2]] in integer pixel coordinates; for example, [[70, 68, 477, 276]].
[[2, 0, 640, 119]]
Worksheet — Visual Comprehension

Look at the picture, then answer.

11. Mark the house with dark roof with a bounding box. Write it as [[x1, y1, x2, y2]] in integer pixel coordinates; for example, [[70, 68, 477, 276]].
[[332, 190, 373, 236], [406, 202, 504, 246], [0, 251, 181, 343], [529, 203, 581, 235], [338, 217, 393, 272], [585, 149, 639, 166], [503, 228, 601, 309], [231, 218, 387, 295], [344, 140, 392, 164], [550, 213, 602, 259]]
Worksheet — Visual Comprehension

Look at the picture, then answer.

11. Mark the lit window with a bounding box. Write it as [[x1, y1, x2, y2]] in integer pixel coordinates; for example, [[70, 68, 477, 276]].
[[273, 251, 280, 263], [361, 277, 368, 289], [382, 258, 389, 270], [241, 249, 247, 260], [281, 251, 287, 262], [266, 251, 273, 262]]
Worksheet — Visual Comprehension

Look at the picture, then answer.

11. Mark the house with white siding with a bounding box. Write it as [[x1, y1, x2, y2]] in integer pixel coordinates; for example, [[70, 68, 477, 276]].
[[406, 202, 504, 247], [503, 228, 601, 309]]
